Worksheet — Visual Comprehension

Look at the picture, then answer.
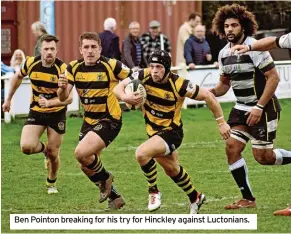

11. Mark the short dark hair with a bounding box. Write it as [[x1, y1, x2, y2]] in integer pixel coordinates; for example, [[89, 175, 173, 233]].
[[40, 34, 59, 44], [79, 32, 101, 46], [212, 4, 258, 38], [188, 12, 201, 21]]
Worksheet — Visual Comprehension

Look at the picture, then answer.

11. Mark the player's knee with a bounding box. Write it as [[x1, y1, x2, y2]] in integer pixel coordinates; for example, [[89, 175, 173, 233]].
[[74, 148, 84, 162], [226, 140, 238, 155], [135, 146, 149, 164], [46, 151, 59, 163], [21, 143, 34, 155], [45, 146, 59, 159], [253, 149, 275, 165]]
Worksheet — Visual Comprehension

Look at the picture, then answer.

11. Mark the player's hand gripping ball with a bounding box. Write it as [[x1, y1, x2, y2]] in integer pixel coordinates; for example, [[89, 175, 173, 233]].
[[124, 80, 147, 110]]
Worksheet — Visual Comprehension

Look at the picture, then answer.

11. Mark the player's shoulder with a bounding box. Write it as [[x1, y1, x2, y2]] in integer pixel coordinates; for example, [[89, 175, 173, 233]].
[[69, 59, 83, 67], [246, 36, 271, 59], [131, 68, 150, 81], [169, 72, 188, 89], [244, 36, 257, 45], [27, 55, 40, 63], [168, 71, 181, 83], [106, 57, 118, 67], [24, 56, 40, 69], [54, 57, 66, 67], [219, 42, 231, 58]]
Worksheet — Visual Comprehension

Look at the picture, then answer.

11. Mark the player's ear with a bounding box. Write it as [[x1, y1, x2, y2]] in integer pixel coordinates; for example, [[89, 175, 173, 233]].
[[79, 46, 82, 55]]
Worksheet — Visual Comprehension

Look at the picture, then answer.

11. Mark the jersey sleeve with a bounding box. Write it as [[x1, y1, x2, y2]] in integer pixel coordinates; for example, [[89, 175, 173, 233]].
[[129, 68, 150, 82], [218, 50, 225, 76], [175, 76, 200, 99], [251, 51, 275, 74], [20, 56, 35, 77], [60, 63, 67, 74], [66, 61, 77, 85], [108, 59, 132, 80], [276, 33, 291, 49]]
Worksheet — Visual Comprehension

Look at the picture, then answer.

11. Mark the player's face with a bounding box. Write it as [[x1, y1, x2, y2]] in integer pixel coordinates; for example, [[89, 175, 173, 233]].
[[41, 41, 57, 65], [129, 23, 140, 37], [224, 18, 244, 43], [80, 39, 101, 66], [149, 63, 166, 83]]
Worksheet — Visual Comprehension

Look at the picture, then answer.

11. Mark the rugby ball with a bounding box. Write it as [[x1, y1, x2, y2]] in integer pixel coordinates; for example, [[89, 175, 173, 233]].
[[124, 80, 147, 110]]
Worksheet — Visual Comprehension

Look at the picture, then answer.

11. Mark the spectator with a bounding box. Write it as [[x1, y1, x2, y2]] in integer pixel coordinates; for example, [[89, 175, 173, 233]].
[[1, 60, 16, 117], [140, 20, 171, 62], [1, 61, 14, 75], [31, 21, 48, 56], [176, 13, 201, 66], [99, 17, 121, 60], [206, 25, 227, 67], [184, 25, 212, 70], [121, 21, 147, 70], [10, 49, 26, 72]]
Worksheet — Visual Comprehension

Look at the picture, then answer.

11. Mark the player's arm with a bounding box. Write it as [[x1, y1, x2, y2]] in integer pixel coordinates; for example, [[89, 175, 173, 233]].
[[246, 67, 279, 127], [113, 77, 142, 105], [2, 70, 25, 112], [231, 37, 278, 54], [182, 79, 230, 140], [57, 73, 74, 102], [209, 75, 231, 97], [57, 64, 75, 103], [39, 91, 73, 108], [257, 68, 279, 108], [194, 87, 231, 140], [246, 51, 279, 126], [210, 51, 231, 96]]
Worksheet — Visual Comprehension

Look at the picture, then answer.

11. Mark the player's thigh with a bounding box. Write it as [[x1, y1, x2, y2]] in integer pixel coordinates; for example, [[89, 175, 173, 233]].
[[136, 135, 167, 159], [250, 110, 279, 164], [77, 120, 121, 158], [20, 125, 46, 147], [76, 131, 106, 158]]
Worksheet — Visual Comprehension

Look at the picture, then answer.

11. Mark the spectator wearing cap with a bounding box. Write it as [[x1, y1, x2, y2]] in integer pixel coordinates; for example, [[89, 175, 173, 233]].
[[99, 17, 121, 60], [140, 20, 171, 62], [121, 21, 147, 70], [176, 13, 201, 66], [184, 25, 212, 70]]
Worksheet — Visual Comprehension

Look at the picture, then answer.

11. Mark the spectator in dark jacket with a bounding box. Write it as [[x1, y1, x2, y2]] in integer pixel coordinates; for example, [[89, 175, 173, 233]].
[[99, 18, 121, 60], [122, 21, 147, 70], [184, 25, 212, 70]]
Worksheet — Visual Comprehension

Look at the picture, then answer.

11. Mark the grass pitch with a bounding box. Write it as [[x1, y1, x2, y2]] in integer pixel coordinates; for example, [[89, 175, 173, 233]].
[[2, 99, 291, 233]]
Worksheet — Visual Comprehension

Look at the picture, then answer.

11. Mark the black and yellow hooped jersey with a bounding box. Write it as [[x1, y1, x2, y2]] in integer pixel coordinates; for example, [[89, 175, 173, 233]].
[[66, 56, 132, 125], [131, 68, 200, 136], [21, 56, 67, 113]]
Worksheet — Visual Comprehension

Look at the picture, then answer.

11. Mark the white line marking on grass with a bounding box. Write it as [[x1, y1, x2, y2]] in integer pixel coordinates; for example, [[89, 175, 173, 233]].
[[105, 140, 224, 152], [164, 196, 240, 208], [64, 167, 289, 177]]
